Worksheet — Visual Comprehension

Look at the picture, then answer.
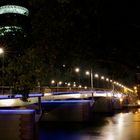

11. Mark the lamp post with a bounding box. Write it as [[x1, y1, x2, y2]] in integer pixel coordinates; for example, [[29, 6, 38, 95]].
[[0, 48, 4, 95], [85, 69, 93, 89], [75, 67, 80, 84], [90, 69, 93, 89], [51, 80, 62, 92]]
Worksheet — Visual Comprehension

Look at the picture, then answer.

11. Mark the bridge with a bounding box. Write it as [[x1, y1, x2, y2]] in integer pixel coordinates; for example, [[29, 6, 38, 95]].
[[0, 77, 138, 122], [0, 87, 138, 139], [0, 87, 138, 119], [0, 87, 136, 107]]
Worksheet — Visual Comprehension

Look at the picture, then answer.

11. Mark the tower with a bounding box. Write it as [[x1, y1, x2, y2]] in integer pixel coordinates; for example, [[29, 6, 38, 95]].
[[0, 0, 30, 55]]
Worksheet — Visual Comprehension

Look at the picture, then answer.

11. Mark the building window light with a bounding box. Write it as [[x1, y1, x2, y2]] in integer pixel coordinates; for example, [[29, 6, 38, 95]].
[[0, 26, 23, 36]]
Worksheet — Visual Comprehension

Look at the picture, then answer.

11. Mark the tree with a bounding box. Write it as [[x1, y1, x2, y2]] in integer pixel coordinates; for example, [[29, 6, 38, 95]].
[[4, 47, 48, 100]]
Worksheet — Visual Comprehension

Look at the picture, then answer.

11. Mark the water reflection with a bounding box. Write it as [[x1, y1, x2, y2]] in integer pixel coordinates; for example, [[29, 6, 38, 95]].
[[39, 108, 140, 140]]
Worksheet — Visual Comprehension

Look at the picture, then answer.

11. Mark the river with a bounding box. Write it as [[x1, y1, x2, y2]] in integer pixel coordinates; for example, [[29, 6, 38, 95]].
[[39, 108, 140, 140]]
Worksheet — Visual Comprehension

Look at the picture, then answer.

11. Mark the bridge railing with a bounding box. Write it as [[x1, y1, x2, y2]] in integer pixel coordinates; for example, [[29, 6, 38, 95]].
[[0, 86, 135, 97]]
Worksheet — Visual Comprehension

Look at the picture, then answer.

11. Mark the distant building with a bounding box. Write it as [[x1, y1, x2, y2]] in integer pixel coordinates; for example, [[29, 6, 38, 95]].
[[0, 0, 30, 36], [0, 0, 31, 54]]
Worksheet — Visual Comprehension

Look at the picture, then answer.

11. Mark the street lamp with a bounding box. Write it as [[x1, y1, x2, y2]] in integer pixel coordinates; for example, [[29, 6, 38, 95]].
[[75, 68, 80, 73], [0, 47, 4, 94], [51, 80, 55, 84], [101, 76, 105, 80], [58, 81, 62, 85], [85, 69, 93, 89], [51, 80, 63, 92], [94, 73, 99, 88], [94, 73, 99, 78], [0, 48, 4, 54], [67, 82, 71, 86], [85, 71, 90, 75], [106, 78, 109, 81], [75, 67, 80, 84], [78, 85, 82, 88], [73, 83, 76, 87]]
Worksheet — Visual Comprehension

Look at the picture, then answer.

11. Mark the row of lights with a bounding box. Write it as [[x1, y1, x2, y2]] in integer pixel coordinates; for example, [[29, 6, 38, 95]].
[[51, 67, 133, 93], [51, 78, 133, 93], [75, 67, 133, 92], [51, 80, 88, 89]]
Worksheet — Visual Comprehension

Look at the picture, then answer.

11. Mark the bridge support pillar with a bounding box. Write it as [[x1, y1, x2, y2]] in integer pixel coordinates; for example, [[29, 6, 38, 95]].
[[41, 100, 94, 122], [93, 97, 124, 113], [0, 109, 37, 140]]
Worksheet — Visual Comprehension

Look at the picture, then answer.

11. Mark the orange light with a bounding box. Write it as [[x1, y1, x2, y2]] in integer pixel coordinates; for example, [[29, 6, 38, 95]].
[[120, 98, 123, 102], [137, 100, 140, 105]]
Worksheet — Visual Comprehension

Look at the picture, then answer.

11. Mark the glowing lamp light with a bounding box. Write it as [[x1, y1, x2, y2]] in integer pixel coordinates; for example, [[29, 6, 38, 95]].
[[62, 64, 66, 67], [75, 68, 80, 73], [120, 98, 123, 102], [0, 48, 4, 54], [67, 83, 71, 86], [84, 86, 87, 89], [51, 80, 55, 84], [58, 81, 62, 85], [94, 74, 99, 78], [116, 82, 119, 85], [118, 84, 121, 87], [101, 76, 104, 80], [106, 78, 109, 81], [85, 71, 90, 75], [134, 86, 137, 90], [73, 84, 76, 87], [137, 100, 140, 105]]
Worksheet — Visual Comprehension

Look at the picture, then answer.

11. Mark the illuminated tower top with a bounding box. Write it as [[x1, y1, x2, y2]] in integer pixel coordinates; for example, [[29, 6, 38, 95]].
[[0, 5, 29, 16], [0, 0, 30, 37]]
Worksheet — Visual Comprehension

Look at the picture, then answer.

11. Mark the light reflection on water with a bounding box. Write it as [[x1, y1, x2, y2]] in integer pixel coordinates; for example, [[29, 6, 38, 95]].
[[39, 108, 140, 140]]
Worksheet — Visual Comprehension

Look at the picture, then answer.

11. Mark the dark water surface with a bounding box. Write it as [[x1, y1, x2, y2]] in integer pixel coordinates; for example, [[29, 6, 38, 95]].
[[39, 108, 140, 140]]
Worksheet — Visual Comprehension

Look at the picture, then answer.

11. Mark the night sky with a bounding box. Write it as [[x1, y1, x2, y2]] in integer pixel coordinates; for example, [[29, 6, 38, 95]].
[[101, 1, 140, 66], [1, 0, 139, 86], [29, 0, 140, 84]]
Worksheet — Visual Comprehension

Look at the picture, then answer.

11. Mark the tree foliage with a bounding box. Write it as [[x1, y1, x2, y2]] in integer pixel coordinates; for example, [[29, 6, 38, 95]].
[[1, 47, 48, 99]]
